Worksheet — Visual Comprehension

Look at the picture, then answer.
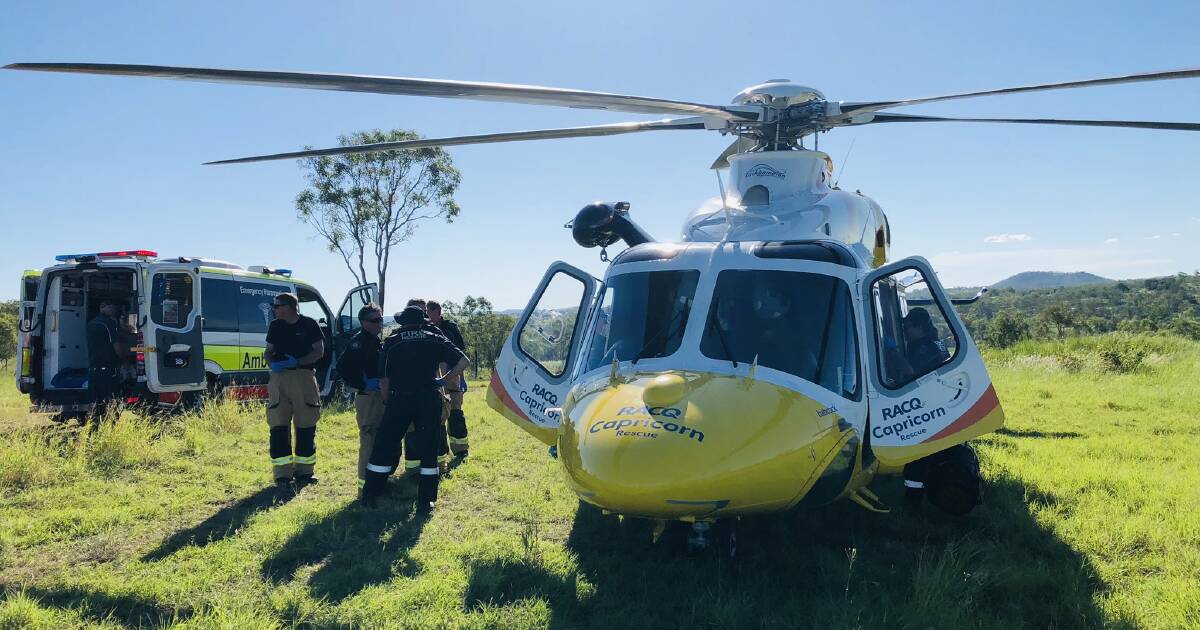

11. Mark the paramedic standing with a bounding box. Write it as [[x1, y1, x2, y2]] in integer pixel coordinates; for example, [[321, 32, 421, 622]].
[[362, 306, 469, 513], [427, 300, 470, 458], [334, 302, 386, 490], [263, 292, 325, 490], [86, 299, 124, 420]]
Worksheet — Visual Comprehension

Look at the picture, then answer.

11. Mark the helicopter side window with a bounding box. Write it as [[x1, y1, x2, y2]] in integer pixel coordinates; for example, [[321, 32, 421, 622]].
[[871, 268, 959, 389], [701, 270, 860, 400], [518, 271, 586, 377], [584, 270, 700, 373]]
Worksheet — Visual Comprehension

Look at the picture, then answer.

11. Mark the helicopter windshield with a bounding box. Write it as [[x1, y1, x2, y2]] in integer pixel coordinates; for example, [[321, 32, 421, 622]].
[[584, 270, 700, 372], [701, 270, 860, 400]]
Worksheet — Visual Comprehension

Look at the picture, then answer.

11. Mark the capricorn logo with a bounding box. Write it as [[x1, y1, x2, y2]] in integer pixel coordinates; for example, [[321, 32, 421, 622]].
[[744, 163, 786, 179]]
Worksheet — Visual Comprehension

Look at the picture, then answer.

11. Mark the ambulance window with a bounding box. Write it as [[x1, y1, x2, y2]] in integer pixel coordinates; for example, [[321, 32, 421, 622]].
[[236, 281, 284, 334], [200, 278, 239, 332], [151, 273, 194, 328], [297, 289, 331, 331], [584, 270, 701, 373], [701, 270, 859, 400], [519, 272, 585, 378], [871, 268, 959, 389]]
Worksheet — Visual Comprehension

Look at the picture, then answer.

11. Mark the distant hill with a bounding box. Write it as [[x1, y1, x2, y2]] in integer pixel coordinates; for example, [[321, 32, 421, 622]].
[[992, 271, 1112, 292]]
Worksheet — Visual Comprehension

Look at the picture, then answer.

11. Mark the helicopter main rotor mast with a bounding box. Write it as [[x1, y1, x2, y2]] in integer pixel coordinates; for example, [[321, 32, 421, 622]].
[[7, 62, 1200, 165]]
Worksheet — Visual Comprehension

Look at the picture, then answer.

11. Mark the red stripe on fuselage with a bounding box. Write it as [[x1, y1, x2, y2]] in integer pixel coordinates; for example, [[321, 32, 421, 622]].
[[489, 371, 531, 422], [928, 385, 1000, 441]]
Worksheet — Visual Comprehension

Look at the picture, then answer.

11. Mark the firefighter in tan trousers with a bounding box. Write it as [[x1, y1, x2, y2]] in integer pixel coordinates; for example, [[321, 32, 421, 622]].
[[334, 303, 387, 490], [264, 292, 325, 491]]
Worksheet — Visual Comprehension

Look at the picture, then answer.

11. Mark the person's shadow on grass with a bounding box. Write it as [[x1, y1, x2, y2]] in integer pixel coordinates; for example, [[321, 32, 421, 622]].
[[261, 483, 427, 602], [143, 485, 296, 561]]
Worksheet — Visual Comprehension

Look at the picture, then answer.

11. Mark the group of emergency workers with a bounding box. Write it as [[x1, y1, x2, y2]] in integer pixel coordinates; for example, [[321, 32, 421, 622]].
[[263, 293, 470, 514]]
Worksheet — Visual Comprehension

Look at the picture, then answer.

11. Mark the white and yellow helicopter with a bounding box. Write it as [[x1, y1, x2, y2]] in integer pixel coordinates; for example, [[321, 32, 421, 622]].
[[9, 62, 1200, 547]]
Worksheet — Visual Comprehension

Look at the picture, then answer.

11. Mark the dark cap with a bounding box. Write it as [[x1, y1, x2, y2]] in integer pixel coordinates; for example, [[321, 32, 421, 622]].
[[904, 307, 933, 327], [98, 299, 118, 308], [395, 305, 429, 328]]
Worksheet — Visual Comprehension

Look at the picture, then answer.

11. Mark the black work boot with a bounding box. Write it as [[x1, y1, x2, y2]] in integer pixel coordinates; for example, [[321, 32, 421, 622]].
[[294, 474, 319, 489]]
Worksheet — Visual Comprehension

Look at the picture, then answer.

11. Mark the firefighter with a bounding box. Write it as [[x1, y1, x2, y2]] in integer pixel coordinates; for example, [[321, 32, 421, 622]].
[[85, 299, 124, 420], [362, 306, 469, 513], [263, 292, 325, 490], [389, 298, 452, 473], [427, 300, 470, 458], [334, 302, 386, 490]]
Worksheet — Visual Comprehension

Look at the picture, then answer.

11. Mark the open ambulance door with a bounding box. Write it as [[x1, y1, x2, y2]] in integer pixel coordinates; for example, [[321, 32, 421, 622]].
[[488, 261, 600, 446], [145, 265, 205, 391], [16, 270, 42, 393], [332, 282, 378, 358], [862, 257, 1004, 467]]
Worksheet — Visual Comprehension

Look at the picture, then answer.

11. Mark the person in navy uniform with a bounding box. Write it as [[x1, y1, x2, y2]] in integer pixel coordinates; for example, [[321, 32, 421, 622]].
[[334, 302, 386, 489], [362, 306, 469, 512], [85, 299, 125, 420], [263, 292, 325, 490], [427, 300, 471, 458], [899, 307, 954, 510]]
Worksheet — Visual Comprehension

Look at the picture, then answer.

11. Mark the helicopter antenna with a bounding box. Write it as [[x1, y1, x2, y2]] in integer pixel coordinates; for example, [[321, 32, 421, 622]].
[[715, 168, 735, 243], [833, 136, 857, 188]]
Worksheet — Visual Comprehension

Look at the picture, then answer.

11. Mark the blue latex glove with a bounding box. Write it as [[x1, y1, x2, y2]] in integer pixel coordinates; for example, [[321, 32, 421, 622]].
[[269, 355, 299, 373], [433, 377, 446, 388], [364, 377, 380, 392]]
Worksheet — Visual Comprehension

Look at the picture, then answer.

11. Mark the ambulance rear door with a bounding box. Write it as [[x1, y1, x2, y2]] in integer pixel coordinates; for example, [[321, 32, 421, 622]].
[[489, 261, 600, 446], [15, 270, 42, 392], [862, 257, 1004, 467], [145, 264, 205, 391]]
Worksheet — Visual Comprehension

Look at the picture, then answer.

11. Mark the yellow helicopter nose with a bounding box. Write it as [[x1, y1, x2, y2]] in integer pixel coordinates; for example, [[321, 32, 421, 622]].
[[559, 371, 854, 520]]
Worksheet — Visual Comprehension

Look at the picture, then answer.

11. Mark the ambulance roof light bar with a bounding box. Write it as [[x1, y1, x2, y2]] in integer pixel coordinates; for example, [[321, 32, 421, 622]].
[[55, 250, 158, 262], [246, 265, 292, 277]]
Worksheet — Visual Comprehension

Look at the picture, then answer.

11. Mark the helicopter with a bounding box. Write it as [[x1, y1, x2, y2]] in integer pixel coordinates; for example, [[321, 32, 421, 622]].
[[8, 62, 1200, 549]]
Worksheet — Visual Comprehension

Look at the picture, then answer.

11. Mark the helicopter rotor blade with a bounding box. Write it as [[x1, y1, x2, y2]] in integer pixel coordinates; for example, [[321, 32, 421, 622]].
[[204, 117, 709, 165], [839, 66, 1200, 116], [857, 112, 1200, 132], [709, 136, 757, 170], [5, 62, 748, 120]]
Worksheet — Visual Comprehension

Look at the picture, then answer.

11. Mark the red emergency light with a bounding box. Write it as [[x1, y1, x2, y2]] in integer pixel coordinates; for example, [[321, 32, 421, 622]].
[[98, 250, 158, 258]]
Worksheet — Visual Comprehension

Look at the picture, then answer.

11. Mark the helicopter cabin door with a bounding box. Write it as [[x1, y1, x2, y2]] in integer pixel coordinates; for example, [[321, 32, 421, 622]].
[[488, 261, 599, 446], [862, 257, 1004, 467]]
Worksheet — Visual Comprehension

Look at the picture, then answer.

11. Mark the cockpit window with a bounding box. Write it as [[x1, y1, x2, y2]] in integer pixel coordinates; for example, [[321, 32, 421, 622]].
[[584, 270, 700, 372], [701, 270, 860, 400]]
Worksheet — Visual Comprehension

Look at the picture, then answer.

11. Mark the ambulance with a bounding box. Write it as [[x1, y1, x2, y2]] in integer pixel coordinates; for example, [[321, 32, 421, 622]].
[[16, 250, 376, 413]]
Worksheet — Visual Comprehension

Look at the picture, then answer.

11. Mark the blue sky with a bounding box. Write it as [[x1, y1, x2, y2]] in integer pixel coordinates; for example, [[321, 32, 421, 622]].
[[2, 1, 1199, 308]]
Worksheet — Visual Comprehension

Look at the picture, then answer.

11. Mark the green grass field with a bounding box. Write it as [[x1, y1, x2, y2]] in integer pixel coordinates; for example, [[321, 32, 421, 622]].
[[1, 335, 1197, 629]]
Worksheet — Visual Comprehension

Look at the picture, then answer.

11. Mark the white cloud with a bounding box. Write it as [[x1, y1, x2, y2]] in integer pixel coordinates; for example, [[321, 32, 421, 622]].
[[983, 233, 1032, 243], [1145, 235, 1162, 240], [1105, 237, 1119, 244], [1172, 232, 1183, 237]]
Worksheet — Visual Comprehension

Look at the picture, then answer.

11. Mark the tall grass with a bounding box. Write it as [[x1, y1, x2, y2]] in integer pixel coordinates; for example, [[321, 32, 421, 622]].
[[985, 331, 1185, 373]]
